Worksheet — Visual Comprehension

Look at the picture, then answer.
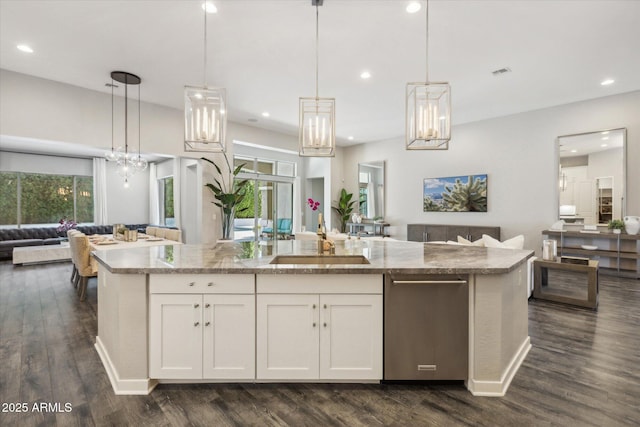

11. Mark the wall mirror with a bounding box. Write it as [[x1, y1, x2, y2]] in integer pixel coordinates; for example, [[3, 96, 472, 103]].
[[557, 128, 626, 225], [358, 161, 385, 219]]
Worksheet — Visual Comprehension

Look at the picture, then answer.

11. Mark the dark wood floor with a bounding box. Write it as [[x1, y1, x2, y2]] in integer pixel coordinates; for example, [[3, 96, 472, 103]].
[[1, 261, 639, 426]]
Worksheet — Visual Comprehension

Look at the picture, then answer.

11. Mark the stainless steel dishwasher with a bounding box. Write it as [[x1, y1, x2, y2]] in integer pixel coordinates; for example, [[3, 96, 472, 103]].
[[384, 274, 468, 380]]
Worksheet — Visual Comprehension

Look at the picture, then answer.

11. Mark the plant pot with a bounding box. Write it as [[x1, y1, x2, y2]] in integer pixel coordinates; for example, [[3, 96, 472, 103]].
[[613, 229, 621, 234]]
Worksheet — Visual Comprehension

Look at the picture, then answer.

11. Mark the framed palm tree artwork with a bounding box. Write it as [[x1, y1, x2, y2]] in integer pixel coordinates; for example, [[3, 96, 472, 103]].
[[423, 174, 488, 212]]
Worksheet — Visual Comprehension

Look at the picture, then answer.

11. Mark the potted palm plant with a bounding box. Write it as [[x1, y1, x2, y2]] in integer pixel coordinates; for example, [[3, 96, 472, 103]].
[[332, 188, 356, 233], [202, 154, 250, 240]]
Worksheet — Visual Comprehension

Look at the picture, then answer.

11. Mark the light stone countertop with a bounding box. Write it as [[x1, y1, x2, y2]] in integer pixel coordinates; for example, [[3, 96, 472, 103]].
[[91, 239, 533, 275]]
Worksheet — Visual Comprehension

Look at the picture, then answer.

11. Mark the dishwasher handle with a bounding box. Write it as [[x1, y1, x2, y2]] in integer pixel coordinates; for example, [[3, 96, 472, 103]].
[[392, 280, 467, 285]]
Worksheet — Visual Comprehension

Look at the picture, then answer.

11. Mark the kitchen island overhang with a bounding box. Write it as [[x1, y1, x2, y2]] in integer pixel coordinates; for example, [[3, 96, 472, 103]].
[[92, 239, 533, 397]]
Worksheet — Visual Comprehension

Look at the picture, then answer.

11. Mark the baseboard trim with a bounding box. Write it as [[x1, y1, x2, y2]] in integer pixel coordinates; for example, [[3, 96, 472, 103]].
[[95, 336, 157, 395], [467, 336, 531, 397]]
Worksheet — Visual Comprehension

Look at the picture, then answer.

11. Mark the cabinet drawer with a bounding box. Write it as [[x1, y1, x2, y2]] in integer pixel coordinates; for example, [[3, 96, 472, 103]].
[[150, 274, 254, 294], [257, 274, 382, 294]]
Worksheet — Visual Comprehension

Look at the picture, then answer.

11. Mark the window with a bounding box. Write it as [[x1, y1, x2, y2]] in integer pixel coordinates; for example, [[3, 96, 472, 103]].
[[0, 172, 18, 225], [159, 176, 175, 226], [0, 172, 93, 226], [234, 156, 296, 177]]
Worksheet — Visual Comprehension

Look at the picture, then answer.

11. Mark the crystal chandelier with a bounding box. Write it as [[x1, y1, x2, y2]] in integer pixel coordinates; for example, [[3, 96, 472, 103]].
[[184, 1, 227, 152], [104, 71, 146, 188], [406, 0, 451, 150], [299, 0, 335, 157]]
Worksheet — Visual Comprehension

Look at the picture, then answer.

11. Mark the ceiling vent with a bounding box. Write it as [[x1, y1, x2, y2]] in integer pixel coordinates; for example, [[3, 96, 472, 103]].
[[492, 67, 512, 76]]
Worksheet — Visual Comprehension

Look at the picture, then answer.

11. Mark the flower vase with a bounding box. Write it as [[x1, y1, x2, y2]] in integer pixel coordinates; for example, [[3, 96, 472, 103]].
[[624, 216, 640, 235], [221, 212, 234, 241]]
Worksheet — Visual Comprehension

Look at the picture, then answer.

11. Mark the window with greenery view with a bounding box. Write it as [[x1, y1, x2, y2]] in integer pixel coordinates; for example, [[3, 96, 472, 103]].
[[159, 176, 175, 226], [0, 172, 93, 226]]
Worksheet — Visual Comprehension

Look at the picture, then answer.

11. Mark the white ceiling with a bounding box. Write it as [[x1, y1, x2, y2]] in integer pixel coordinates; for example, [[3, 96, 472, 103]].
[[1, 0, 640, 149]]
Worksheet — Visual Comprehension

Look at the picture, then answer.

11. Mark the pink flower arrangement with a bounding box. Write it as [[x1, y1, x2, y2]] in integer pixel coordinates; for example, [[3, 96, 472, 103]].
[[307, 198, 320, 211], [57, 218, 77, 233]]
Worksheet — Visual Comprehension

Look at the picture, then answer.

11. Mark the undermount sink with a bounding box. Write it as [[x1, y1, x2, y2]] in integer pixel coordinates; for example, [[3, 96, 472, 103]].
[[269, 255, 371, 265]]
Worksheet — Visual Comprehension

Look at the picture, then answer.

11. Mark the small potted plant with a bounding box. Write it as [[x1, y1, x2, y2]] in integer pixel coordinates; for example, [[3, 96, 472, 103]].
[[608, 219, 625, 234]]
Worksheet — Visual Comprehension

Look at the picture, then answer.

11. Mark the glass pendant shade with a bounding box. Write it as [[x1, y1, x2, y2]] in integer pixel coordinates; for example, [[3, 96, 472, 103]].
[[406, 82, 451, 150], [184, 85, 227, 152], [299, 97, 335, 157]]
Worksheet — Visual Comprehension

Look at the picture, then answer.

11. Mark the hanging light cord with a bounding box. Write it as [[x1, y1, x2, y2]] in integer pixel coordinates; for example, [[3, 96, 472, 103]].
[[137, 84, 141, 160], [124, 76, 128, 158], [315, 4, 319, 99], [425, 0, 429, 83], [110, 78, 114, 153]]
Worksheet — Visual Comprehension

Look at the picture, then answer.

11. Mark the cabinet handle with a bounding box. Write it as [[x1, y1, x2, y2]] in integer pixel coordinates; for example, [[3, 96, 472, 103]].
[[312, 304, 316, 309], [194, 303, 200, 308], [207, 282, 214, 287], [312, 322, 316, 327], [323, 322, 327, 328], [205, 321, 210, 326], [393, 280, 468, 285], [188, 282, 195, 287], [194, 322, 200, 327], [205, 303, 210, 308], [323, 304, 327, 309]]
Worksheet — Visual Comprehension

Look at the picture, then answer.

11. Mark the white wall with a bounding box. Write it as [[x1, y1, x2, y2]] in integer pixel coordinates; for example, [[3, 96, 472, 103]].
[[342, 91, 640, 252]]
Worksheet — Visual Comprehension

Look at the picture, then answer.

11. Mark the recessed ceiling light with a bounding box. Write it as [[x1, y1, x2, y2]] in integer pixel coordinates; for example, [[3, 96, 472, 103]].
[[262, 112, 270, 117], [570, 149, 577, 153], [194, 93, 203, 99], [17, 44, 33, 53], [439, 116, 446, 121], [602, 136, 609, 141], [360, 71, 371, 79], [406, 2, 421, 13], [348, 136, 354, 141], [601, 144, 608, 147], [202, 1, 217, 13], [601, 79, 615, 86], [601, 131, 609, 135]]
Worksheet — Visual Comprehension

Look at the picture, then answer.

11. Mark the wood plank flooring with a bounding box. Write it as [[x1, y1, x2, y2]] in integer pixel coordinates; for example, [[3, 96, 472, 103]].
[[1, 260, 639, 426]]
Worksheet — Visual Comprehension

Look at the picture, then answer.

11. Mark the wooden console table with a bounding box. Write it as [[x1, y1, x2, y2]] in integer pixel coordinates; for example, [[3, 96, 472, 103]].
[[533, 258, 599, 309], [542, 230, 640, 278]]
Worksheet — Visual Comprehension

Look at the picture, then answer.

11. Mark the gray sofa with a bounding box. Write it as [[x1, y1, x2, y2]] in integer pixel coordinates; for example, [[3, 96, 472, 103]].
[[0, 224, 150, 260]]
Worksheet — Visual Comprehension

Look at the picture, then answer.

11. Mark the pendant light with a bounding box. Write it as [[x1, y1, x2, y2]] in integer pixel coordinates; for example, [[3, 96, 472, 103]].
[[108, 71, 142, 188], [299, 0, 335, 157], [406, 0, 451, 150], [184, 1, 227, 152]]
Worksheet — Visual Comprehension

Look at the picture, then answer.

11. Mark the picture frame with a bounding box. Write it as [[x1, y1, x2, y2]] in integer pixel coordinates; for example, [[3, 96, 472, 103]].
[[423, 174, 488, 212]]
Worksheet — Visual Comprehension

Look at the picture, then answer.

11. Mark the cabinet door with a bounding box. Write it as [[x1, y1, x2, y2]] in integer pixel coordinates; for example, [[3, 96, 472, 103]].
[[202, 294, 255, 379], [424, 225, 447, 242], [256, 294, 319, 379], [468, 226, 500, 241], [319, 294, 383, 380], [407, 224, 426, 242], [149, 294, 203, 379], [446, 226, 470, 242]]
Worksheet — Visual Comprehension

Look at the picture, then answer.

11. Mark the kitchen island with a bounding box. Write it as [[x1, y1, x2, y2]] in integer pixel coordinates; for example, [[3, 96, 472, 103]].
[[92, 239, 533, 397]]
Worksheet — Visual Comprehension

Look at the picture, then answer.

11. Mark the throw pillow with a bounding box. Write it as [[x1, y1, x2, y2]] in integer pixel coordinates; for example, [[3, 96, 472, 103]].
[[457, 235, 485, 246], [482, 234, 525, 250]]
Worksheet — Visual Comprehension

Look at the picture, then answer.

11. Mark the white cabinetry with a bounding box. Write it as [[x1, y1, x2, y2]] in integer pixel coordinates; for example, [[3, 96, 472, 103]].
[[256, 274, 383, 381], [149, 274, 255, 380]]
